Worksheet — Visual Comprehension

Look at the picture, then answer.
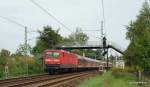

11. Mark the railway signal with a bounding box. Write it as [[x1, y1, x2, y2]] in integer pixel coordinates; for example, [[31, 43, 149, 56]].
[[102, 36, 109, 70]]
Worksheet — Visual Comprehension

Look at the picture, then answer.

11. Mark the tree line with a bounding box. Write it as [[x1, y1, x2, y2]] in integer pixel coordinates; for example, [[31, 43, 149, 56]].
[[124, 1, 150, 74], [0, 25, 103, 78]]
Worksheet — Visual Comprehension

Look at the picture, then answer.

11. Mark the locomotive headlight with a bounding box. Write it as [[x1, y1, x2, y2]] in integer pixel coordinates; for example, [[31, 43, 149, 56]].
[[45, 59, 51, 62]]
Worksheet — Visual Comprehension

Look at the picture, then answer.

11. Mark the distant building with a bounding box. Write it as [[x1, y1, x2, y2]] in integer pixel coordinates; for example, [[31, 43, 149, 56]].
[[115, 60, 125, 69]]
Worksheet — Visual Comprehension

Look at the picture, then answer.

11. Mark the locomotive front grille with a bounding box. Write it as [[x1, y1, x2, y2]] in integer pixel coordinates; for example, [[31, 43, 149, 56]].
[[45, 64, 60, 69]]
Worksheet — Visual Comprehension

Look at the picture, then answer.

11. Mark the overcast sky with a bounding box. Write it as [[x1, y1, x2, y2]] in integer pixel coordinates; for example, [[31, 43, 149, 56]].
[[0, 0, 144, 53]]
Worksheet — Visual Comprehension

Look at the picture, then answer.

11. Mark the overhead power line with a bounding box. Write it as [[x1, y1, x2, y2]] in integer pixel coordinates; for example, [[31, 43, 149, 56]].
[[30, 0, 101, 40], [30, 0, 73, 33], [0, 16, 34, 32], [0, 16, 35, 56], [0, 16, 25, 29]]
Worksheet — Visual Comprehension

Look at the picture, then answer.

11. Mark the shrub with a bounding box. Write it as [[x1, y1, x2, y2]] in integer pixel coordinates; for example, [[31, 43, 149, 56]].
[[111, 67, 136, 78], [0, 56, 44, 79]]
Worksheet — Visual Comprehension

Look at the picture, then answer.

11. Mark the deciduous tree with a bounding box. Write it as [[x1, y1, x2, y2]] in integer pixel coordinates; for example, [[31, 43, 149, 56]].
[[63, 28, 89, 46], [32, 26, 63, 55]]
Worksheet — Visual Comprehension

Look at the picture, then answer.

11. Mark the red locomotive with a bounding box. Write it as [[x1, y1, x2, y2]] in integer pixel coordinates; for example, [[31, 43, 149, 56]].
[[43, 49, 112, 74]]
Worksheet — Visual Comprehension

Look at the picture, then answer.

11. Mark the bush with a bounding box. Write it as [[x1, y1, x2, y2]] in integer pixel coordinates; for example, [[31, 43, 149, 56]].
[[111, 68, 126, 77], [111, 67, 136, 78], [0, 56, 44, 79], [28, 59, 44, 74], [0, 66, 4, 79]]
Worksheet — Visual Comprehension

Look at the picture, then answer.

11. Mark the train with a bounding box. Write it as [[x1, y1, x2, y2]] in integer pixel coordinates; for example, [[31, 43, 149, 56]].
[[43, 49, 112, 74]]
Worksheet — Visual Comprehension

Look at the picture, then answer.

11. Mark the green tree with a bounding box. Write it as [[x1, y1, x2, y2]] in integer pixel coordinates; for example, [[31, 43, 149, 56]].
[[32, 26, 63, 55], [0, 49, 9, 78], [0, 49, 10, 65], [83, 49, 103, 60], [63, 28, 89, 55], [0, 49, 10, 57], [124, 1, 150, 70], [64, 28, 89, 46], [15, 44, 32, 56]]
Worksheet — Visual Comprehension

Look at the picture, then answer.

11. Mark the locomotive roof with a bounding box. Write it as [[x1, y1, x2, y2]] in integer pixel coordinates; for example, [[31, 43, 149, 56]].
[[45, 49, 101, 63], [44, 49, 65, 52], [44, 49, 75, 54]]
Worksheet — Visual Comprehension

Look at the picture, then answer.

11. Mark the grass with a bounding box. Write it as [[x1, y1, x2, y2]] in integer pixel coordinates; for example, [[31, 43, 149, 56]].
[[77, 71, 140, 87], [0, 56, 44, 79]]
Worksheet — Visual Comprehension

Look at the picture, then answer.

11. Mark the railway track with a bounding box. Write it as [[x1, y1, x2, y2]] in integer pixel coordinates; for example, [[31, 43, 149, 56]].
[[0, 71, 98, 87], [0, 74, 49, 87]]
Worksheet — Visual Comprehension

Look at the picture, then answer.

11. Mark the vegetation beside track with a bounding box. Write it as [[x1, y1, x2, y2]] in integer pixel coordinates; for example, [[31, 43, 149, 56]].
[[0, 56, 44, 79], [77, 71, 140, 87], [124, 1, 150, 75]]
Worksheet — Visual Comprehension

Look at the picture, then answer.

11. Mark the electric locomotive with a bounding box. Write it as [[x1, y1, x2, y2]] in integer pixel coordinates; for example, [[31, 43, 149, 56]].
[[43, 49, 111, 74]]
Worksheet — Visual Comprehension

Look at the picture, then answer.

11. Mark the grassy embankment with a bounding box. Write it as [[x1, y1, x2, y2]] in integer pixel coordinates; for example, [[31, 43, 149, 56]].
[[0, 56, 44, 79], [78, 71, 140, 87]]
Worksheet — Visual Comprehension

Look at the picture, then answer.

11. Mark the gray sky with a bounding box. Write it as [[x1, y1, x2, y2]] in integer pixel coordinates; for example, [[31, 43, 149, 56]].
[[0, 0, 144, 53]]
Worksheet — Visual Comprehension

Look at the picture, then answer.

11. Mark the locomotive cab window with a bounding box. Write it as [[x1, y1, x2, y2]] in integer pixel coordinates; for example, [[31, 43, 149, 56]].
[[46, 52, 60, 58]]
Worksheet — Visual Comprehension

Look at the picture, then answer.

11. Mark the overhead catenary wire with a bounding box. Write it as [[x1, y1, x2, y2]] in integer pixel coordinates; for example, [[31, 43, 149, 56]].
[[0, 16, 35, 32], [30, 0, 102, 40], [30, 0, 73, 33], [0, 16, 36, 54], [0, 16, 25, 29], [0, 16, 39, 46]]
